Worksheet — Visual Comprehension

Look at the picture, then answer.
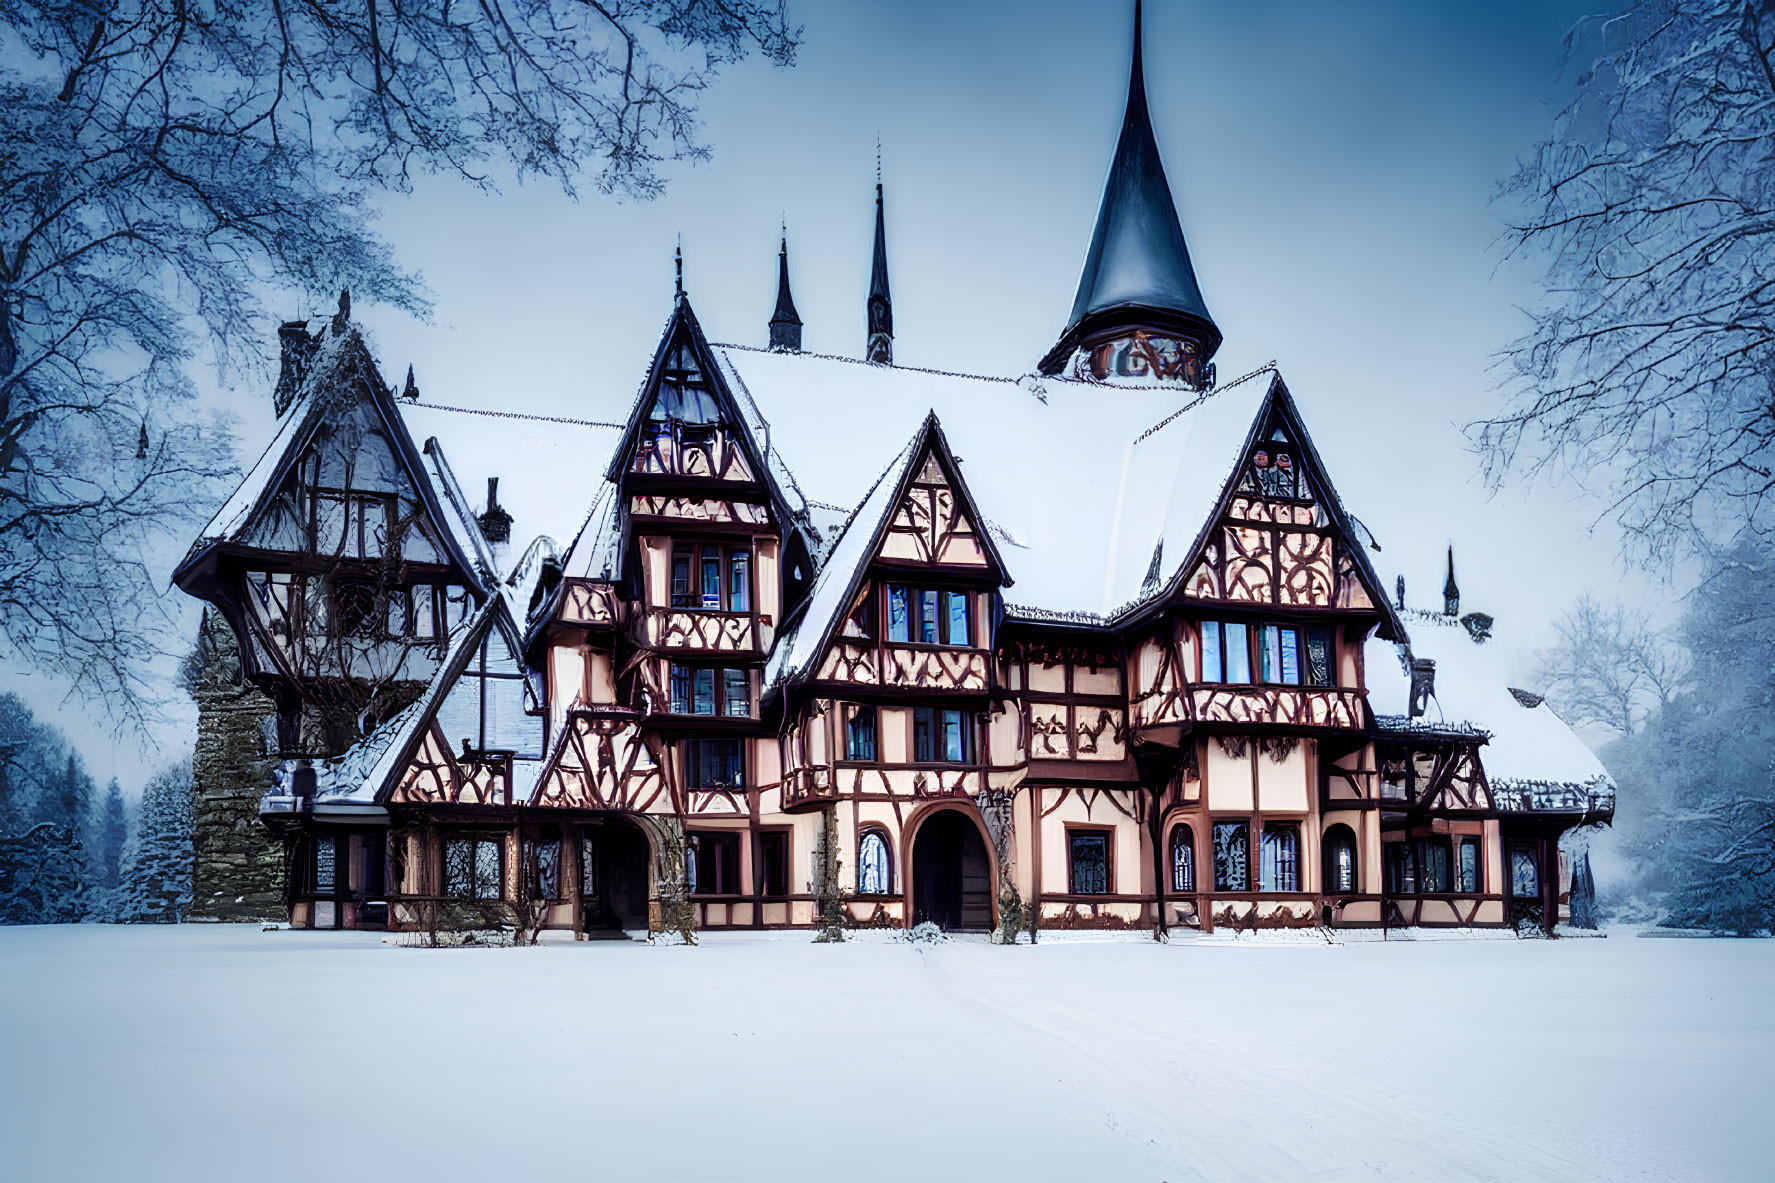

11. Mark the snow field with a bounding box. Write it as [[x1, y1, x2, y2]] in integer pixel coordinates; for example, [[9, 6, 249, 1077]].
[[0, 925, 1766, 1181]]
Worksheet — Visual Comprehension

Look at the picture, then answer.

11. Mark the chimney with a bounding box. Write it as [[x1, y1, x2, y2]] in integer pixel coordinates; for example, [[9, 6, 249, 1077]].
[[478, 476, 513, 544], [274, 320, 316, 417]]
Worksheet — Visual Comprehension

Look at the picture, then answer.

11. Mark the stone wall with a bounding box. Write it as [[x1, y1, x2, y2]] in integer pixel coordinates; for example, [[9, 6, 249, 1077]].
[[187, 610, 286, 921]]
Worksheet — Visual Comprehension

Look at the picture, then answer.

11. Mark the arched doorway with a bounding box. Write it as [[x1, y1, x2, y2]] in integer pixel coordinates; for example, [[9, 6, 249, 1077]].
[[579, 817, 650, 936], [910, 811, 992, 932]]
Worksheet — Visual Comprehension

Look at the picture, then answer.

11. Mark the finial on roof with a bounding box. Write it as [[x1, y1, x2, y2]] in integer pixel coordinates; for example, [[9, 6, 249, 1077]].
[[867, 166, 893, 365], [674, 242, 684, 303], [1038, 0, 1220, 386], [1443, 544, 1460, 617], [770, 228, 803, 352], [402, 364, 419, 400]]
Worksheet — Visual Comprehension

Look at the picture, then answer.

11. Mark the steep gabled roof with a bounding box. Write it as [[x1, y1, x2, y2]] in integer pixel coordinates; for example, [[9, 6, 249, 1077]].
[[172, 324, 486, 598], [764, 413, 1008, 693], [1040, 1, 1219, 375]]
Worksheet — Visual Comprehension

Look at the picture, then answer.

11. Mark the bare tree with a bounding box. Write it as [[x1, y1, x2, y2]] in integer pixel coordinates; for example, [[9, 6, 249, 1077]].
[[1535, 592, 1688, 735], [1479, 1, 1775, 562], [0, 1, 800, 724]]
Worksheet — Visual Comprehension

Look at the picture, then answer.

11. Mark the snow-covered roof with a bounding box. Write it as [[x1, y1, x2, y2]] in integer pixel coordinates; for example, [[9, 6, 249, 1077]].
[[764, 431, 919, 689], [401, 400, 619, 577], [709, 345, 1277, 620], [1375, 606, 1614, 806]]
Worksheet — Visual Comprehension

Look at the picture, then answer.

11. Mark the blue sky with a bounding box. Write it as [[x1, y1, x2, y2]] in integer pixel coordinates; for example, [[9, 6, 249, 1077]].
[[17, 0, 1661, 789]]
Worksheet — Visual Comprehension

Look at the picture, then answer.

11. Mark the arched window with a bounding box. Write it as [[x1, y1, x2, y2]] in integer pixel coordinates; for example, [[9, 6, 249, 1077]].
[[1324, 824, 1357, 894], [1169, 825, 1195, 893], [858, 830, 892, 895]]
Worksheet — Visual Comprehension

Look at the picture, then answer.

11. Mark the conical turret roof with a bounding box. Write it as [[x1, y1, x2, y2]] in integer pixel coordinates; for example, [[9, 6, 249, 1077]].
[[1041, 2, 1219, 374]]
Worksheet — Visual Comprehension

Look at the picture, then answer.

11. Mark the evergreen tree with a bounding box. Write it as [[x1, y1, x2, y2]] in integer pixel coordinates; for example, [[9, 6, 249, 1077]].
[[94, 779, 129, 918], [116, 761, 194, 924]]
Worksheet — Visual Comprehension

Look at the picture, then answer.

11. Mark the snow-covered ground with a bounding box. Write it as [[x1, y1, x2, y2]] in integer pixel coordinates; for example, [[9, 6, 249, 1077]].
[[0, 926, 1766, 1181]]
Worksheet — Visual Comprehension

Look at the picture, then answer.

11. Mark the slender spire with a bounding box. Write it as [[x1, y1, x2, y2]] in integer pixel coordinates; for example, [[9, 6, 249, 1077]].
[[769, 231, 803, 352], [866, 161, 893, 364], [1443, 544, 1460, 617], [674, 242, 684, 304], [1039, 0, 1220, 380]]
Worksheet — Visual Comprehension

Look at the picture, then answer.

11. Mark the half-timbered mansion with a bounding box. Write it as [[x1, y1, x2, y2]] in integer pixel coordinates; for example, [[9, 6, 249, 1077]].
[[174, 9, 1613, 939]]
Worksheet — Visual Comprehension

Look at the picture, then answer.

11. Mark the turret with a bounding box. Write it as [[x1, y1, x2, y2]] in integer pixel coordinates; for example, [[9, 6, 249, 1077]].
[[769, 233, 803, 352], [867, 178, 893, 365], [1040, 1, 1220, 388]]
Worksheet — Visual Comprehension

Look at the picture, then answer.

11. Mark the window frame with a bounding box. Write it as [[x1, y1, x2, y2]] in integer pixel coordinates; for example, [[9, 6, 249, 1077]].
[[667, 663, 752, 718], [669, 542, 752, 613], [685, 737, 745, 789], [1199, 620, 1253, 684], [443, 833, 506, 901], [1259, 823, 1301, 892], [844, 704, 878, 762], [756, 828, 791, 898], [857, 827, 894, 895], [1169, 824, 1196, 893], [1457, 837, 1482, 894], [885, 584, 974, 647], [1211, 819, 1251, 892], [1323, 823, 1359, 894], [1066, 826, 1114, 896], [911, 706, 972, 764], [686, 829, 742, 896], [1258, 623, 1337, 688]]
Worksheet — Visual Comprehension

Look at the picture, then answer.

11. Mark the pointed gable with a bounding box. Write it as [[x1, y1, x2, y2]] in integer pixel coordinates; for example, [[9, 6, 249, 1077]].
[[1132, 373, 1401, 638], [765, 413, 1008, 693]]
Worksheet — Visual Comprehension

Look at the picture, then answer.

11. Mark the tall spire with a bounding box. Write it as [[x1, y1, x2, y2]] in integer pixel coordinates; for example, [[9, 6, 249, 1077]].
[[769, 230, 803, 352], [674, 242, 684, 304], [1443, 545, 1460, 617], [866, 154, 893, 364], [1039, 0, 1220, 384]]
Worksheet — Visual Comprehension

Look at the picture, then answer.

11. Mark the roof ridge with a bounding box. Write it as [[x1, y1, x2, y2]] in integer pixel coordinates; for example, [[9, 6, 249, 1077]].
[[1130, 361, 1277, 446], [714, 342, 1028, 388], [407, 401, 623, 430]]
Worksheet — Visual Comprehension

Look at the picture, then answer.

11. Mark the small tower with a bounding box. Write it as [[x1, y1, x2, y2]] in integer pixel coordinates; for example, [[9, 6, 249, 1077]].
[[1040, 0, 1220, 387], [866, 176, 893, 365], [1443, 545, 1460, 617], [769, 233, 803, 352]]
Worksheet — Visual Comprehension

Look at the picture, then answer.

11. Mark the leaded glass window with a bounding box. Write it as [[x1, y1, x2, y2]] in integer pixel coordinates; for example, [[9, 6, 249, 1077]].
[[444, 836, 503, 900], [1261, 825, 1300, 891], [1417, 839, 1451, 893], [700, 551, 722, 609], [313, 834, 336, 892], [1458, 839, 1480, 894], [1170, 826, 1195, 893], [1213, 822, 1249, 891], [859, 831, 891, 894], [1069, 832, 1109, 895], [1262, 625, 1301, 685], [1325, 825, 1357, 893], [1511, 848, 1539, 899], [1304, 628, 1333, 688]]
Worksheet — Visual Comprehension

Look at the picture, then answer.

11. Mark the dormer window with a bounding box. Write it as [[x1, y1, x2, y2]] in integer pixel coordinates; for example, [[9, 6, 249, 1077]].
[[886, 585, 971, 646]]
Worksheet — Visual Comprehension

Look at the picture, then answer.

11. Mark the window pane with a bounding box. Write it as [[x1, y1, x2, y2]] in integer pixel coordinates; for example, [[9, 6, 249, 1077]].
[[888, 585, 911, 642], [1332, 840, 1355, 893], [1202, 622, 1223, 683], [1213, 823, 1249, 891], [723, 669, 749, 718], [1261, 624, 1282, 683], [580, 831, 598, 898], [1511, 849, 1538, 898], [913, 708, 933, 762], [729, 551, 750, 612], [670, 666, 690, 714], [691, 739, 743, 789], [474, 839, 502, 899], [1305, 629, 1333, 687], [1171, 827, 1194, 892], [1261, 826, 1299, 891], [1070, 833, 1109, 894], [692, 668, 716, 715], [1278, 628, 1301, 685], [847, 708, 876, 761], [940, 709, 963, 763], [1224, 623, 1251, 682], [946, 590, 970, 646], [685, 835, 700, 894], [701, 552, 722, 609], [1459, 841, 1479, 893], [313, 835, 336, 892], [1386, 843, 1416, 894], [859, 832, 890, 894], [444, 838, 473, 898], [534, 839, 561, 899], [760, 832, 788, 896], [1418, 840, 1450, 893], [671, 552, 692, 608], [919, 589, 939, 643]]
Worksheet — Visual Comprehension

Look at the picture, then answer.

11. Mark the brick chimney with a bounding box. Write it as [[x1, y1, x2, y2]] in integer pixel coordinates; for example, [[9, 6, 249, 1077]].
[[478, 477, 512, 544]]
